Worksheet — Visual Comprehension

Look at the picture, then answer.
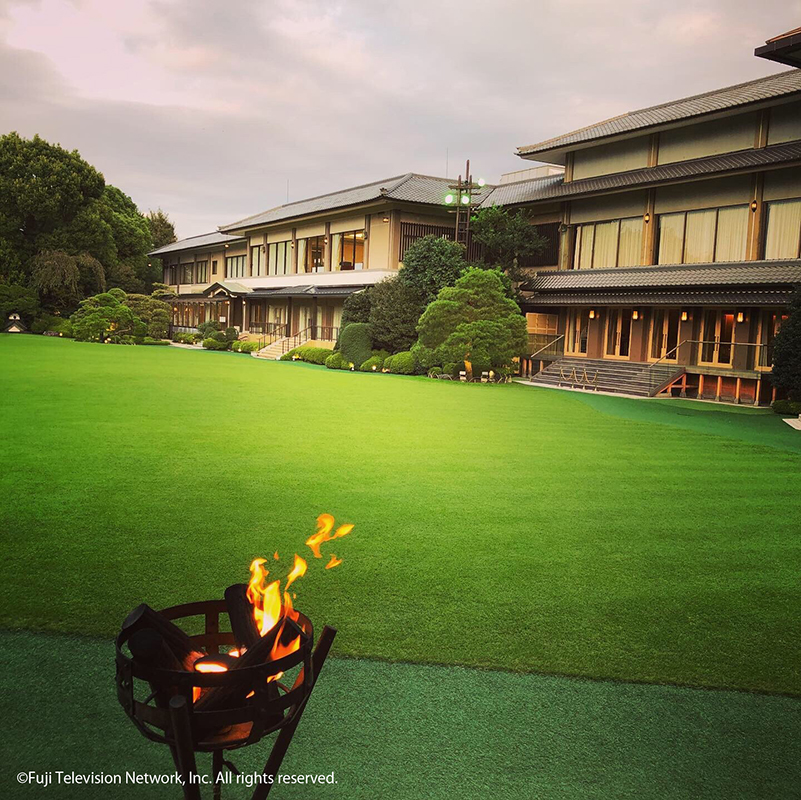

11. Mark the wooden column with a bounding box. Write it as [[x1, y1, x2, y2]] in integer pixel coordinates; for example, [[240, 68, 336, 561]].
[[735, 377, 742, 404], [291, 228, 298, 274], [364, 214, 371, 269], [746, 174, 765, 261], [642, 190, 657, 266], [324, 222, 332, 272], [715, 375, 722, 402], [698, 374, 705, 399]]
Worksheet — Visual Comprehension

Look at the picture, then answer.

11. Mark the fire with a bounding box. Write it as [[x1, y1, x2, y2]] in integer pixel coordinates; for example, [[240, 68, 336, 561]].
[[325, 554, 342, 569], [246, 557, 283, 637], [306, 514, 354, 559]]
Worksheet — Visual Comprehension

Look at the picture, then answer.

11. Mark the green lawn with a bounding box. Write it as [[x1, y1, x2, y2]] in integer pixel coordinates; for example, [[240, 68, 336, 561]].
[[2, 335, 801, 695]]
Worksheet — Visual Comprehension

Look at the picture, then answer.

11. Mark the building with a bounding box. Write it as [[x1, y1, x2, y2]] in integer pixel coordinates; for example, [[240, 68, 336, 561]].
[[151, 174, 491, 350], [504, 30, 801, 403], [151, 29, 800, 401]]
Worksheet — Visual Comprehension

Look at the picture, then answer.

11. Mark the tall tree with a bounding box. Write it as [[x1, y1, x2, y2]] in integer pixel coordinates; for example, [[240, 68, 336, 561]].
[[772, 290, 801, 401], [398, 235, 468, 304], [146, 209, 177, 249], [367, 277, 426, 353]]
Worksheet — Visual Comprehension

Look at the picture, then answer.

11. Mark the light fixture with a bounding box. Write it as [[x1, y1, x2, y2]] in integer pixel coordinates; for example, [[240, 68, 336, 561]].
[[382, 216, 390, 223], [644, 212, 651, 223], [681, 310, 689, 322], [224, 243, 229, 249], [588, 309, 596, 319], [444, 194, 454, 205], [750, 200, 758, 212], [461, 194, 470, 205], [372, 364, 377, 371], [478, 178, 486, 187], [631, 309, 639, 321], [736, 311, 745, 323]]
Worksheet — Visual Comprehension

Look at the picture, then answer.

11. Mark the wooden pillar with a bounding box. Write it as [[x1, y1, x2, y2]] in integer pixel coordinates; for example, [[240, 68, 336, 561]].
[[754, 377, 761, 406], [642, 189, 657, 266], [698, 374, 704, 399], [364, 214, 371, 269], [715, 375, 722, 402], [291, 228, 298, 274], [312, 297, 318, 340], [746, 174, 765, 261], [680, 373, 687, 398], [735, 377, 742, 404], [324, 222, 332, 272]]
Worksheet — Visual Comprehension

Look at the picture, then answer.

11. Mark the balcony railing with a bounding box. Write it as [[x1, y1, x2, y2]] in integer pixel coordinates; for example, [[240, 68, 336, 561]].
[[526, 333, 564, 359]]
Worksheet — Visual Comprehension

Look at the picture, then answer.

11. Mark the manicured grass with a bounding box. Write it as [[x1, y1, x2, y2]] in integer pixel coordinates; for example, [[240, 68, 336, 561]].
[[3, 630, 799, 800], [1, 335, 800, 695]]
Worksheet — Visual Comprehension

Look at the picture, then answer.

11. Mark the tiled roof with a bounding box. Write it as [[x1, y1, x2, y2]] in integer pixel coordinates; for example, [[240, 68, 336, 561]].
[[149, 231, 245, 256], [522, 290, 794, 306], [219, 173, 458, 232], [482, 141, 801, 207], [527, 260, 801, 291], [517, 69, 801, 156]]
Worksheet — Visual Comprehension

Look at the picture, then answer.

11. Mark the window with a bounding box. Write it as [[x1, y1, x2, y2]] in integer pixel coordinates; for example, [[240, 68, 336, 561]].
[[573, 217, 644, 269], [212, 260, 218, 276], [764, 199, 801, 259], [196, 261, 208, 283], [266, 241, 292, 275], [297, 235, 326, 273], [181, 264, 194, 283], [657, 205, 748, 265], [251, 246, 264, 276], [226, 255, 247, 278], [331, 230, 364, 270]]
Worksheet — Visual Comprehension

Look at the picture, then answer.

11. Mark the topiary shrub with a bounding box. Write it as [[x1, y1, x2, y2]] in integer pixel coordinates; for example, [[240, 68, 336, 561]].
[[325, 351, 346, 370], [339, 322, 372, 368], [203, 337, 230, 351], [382, 354, 394, 372], [142, 336, 169, 345], [224, 326, 239, 342], [772, 399, 801, 415], [390, 350, 416, 375], [211, 331, 227, 343], [239, 341, 260, 353], [359, 355, 384, 372], [231, 340, 243, 352], [197, 320, 221, 338]]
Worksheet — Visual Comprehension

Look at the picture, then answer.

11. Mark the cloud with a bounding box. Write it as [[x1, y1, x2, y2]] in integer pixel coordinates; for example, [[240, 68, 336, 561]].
[[1, 0, 799, 236]]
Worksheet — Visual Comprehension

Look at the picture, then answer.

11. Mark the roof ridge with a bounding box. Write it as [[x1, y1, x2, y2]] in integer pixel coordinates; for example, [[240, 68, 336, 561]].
[[518, 67, 801, 154]]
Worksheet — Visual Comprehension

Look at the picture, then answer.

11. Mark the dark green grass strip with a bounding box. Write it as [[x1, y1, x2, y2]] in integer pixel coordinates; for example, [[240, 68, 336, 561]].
[[1, 336, 801, 695], [1, 632, 799, 800]]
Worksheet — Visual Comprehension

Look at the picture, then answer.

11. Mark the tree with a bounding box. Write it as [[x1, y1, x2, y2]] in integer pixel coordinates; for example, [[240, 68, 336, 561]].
[[416, 267, 527, 378], [70, 289, 146, 343], [398, 235, 468, 304], [470, 205, 547, 283], [367, 277, 426, 353], [0, 282, 40, 326], [340, 287, 373, 328], [123, 292, 171, 339], [772, 289, 801, 401], [0, 133, 156, 308], [147, 209, 177, 249]]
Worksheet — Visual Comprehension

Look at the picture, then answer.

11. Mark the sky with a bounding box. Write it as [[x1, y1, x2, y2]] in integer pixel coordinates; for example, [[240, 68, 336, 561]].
[[1, 0, 800, 238]]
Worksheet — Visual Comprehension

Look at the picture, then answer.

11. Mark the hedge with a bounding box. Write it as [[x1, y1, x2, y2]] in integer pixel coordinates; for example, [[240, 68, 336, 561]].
[[325, 351, 347, 370], [359, 355, 384, 372], [772, 399, 801, 415], [390, 350, 416, 375], [382, 354, 394, 372], [142, 337, 169, 346], [202, 337, 230, 351], [281, 346, 332, 365]]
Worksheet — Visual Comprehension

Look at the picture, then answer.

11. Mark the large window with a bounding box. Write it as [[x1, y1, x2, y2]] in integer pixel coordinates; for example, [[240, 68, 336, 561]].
[[297, 235, 326, 273], [251, 246, 264, 276], [573, 217, 643, 269], [196, 260, 208, 283], [657, 205, 749, 265], [764, 199, 801, 259], [267, 241, 292, 275], [212, 260, 218, 276], [181, 264, 194, 283], [226, 255, 247, 278], [331, 230, 364, 271]]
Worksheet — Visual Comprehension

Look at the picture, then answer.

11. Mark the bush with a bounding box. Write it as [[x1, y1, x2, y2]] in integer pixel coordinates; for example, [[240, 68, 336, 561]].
[[339, 322, 372, 368], [382, 354, 394, 372], [325, 351, 346, 370], [281, 346, 332, 364], [340, 288, 373, 328], [427, 366, 443, 377], [202, 337, 230, 351], [442, 362, 459, 376], [211, 331, 227, 343], [192, 332, 204, 342], [239, 341, 259, 353], [172, 332, 195, 344], [411, 341, 437, 371], [367, 277, 426, 353], [142, 336, 169, 346], [224, 326, 239, 342], [231, 340, 243, 352], [31, 313, 73, 337], [359, 355, 384, 372], [772, 399, 801, 415], [390, 350, 416, 375], [197, 320, 221, 338]]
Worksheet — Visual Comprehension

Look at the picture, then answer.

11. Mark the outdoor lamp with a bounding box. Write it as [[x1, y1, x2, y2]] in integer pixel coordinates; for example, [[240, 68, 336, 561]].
[[750, 200, 758, 212], [461, 194, 470, 205], [736, 311, 745, 323], [588, 309, 596, 319], [478, 178, 486, 187], [382, 216, 390, 222], [644, 212, 651, 223], [681, 310, 689, 322], [445, 194, 454, 204], [372, 364, 377, 371], [631, 309, 639, 321]]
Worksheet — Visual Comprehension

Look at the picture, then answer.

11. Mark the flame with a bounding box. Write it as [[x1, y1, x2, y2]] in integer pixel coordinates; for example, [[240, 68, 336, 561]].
[[193, 659, 230, 701], [306, 514, 354, 559], [325, 554, 342, 569], [246, 557, 282, 637]]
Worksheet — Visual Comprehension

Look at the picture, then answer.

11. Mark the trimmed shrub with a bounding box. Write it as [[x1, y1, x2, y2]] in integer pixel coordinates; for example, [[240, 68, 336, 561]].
[[325, 351, 346, 370], [224, 326, 239, 342], [192, 332, 204, 342], [231, 340, 243, 352], [203, 337, 230, 351], [172, 332, 195, 344], [211, 331, 227, 343], [239, 341, 259, 353], [359, 355, 384, 372], [372, 349, 390, 362], [197, 320, 221, 338], [31, 314, 73, 337], [772, 399, 801, 415], [411, 341, 437, 371], [142, 336, 169, 346], [442, 362, 459, 376], [390, 350, 416, 375], [339, 322, 372, 368], [382, 354, 394, 372], [427, 366, 443, 378], [281, 346, 332, 364]]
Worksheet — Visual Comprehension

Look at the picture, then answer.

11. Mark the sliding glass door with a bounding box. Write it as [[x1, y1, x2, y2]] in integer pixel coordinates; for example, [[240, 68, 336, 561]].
[[699, 310, 735, 366], [605, 308, 632, 359], [565, 309, 590, 355], [649, 309, 681, 361]]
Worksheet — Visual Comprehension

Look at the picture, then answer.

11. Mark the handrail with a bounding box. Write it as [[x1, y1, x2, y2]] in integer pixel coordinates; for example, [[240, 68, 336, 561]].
[[529, 334, 565, 360]]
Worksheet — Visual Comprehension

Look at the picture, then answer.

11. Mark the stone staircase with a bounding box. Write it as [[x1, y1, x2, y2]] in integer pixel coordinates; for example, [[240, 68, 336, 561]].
[[253, 337, 291, 360], [526, 357, 684, 397]]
